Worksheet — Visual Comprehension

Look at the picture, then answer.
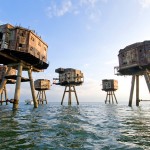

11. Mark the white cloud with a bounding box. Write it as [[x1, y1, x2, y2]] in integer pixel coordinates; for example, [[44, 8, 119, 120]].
[[46, 0, 72, 18], [88, 9, 102, 22], [79, 0, 98, 7], [46, 0, 106, 20], [138, 0, 150, 8]]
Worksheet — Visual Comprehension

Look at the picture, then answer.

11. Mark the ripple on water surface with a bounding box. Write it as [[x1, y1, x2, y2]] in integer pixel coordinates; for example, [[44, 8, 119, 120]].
[[0, 102, 150, 149]]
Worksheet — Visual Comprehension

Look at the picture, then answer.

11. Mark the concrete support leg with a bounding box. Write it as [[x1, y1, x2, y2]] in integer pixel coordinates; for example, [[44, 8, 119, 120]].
[[28, 69, 38, 108], [39, 91, 42, 104], [73, 86, 79, 105], [61, 86, 67, 105], [105, 92, 108, 104], [108, 91, 111, 104], [0, 90, 3, 105], [13, 63, 23, 110], [0, 67, 12, 95], [144, 72, 150, 93], [37, 91, 40, 104], [111, 91, 114, 104], [44, 91, 47, 104], [41, 91, 44, 104], [4, 86, 8, 105], [136, 75, 139, 106], [128, 75, 135, 107], [113, 91, 118, 104], [68, 85, 71, 105]]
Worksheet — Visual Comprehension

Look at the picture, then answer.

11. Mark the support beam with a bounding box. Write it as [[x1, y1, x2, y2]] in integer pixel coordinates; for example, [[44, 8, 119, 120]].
[[61, 85, 79, 105], [13, 63, 23, 110], [113, 91, 118, 104], [28, 69, 38, 108], [61, 86, 67, 105], [0, 67, 12, 95], [4, 86, 8, 105], [73, 86, 79, 105], [0, 90, 3, 105], [144, 72, 150, 92], [111, 91, 114, 104], [105, 92, 108, 104], [36, 90, 47, 104], [105, 91, 118, 104], [44, 91, 47, 104], [128, 75, 135, 107], [68, 85, 71, 105], [136, 75, 139, 106], [108, 91, 110, 104]]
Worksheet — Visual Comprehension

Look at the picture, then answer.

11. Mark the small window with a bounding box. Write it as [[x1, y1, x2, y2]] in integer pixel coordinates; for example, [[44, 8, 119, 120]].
[[20, 31, 25, 37], [38, 41, 41, 46], [31, 36, 34, 41], [19, 44, 22, 47]]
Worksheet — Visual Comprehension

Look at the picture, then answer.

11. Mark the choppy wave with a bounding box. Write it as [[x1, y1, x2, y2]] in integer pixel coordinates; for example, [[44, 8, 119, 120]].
[[0, 102, 150, 149]]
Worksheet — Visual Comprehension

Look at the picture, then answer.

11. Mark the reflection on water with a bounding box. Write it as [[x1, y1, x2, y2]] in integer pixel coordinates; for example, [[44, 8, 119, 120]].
[[0, 102, 150, 149]]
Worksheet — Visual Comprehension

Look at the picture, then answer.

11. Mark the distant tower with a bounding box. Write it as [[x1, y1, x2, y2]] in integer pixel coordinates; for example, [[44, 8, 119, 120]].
[[54, 68, 84, 105], [115, 40, 150, 106], [102, 79, 118, 104], [34, 79, 50, 104], [0, 65, 16, 105]]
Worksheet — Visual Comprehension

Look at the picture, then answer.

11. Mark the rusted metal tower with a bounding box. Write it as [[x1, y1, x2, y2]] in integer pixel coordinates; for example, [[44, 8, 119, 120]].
[[34, 79, 50, 104], [115, 40, 150, 106], [54, 68, 84, 105], [0, 24, 49, 109], [102, 79, 118, 104]]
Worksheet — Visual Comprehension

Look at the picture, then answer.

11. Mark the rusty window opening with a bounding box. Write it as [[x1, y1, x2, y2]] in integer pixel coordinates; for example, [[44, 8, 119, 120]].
[[19, 44, 22, 47]]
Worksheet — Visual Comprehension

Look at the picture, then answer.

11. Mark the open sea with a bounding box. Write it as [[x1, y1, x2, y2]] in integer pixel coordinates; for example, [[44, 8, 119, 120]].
[[0, 102, 150, 150]]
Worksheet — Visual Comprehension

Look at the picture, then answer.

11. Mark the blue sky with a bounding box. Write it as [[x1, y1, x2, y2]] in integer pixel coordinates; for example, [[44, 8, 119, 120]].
[[1, 0, 150, 104]]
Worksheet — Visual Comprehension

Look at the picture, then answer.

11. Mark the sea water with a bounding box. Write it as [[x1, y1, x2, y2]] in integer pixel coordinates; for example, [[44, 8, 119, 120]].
[[0, 102, 150, 150]]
